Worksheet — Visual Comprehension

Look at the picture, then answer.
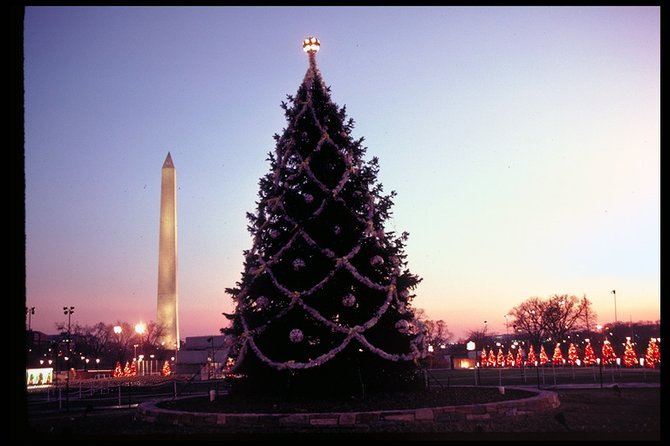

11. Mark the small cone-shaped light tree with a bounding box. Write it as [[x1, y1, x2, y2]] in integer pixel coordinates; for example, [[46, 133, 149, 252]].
[[480, 347, 488, 368], [129, 358, 137, 377], [515, 348, 524, 368], [113, 361, 123, 378], [488, 349, 497, 367], [601, 339, 617, 365], [551, 343, 564, 366], [623, 337, 638, 368], [583, 340, 597, 366], [645, 338, 660, 368], [539, 345, 549, 366], [222, 37, 425, 396], [123, 361, 131, 377], [567, 343, 579, 366], [161, 360, 172, 376], [496, 347, 505, 367], [527, 344, 537, 366], [505, 350, 514, 367]]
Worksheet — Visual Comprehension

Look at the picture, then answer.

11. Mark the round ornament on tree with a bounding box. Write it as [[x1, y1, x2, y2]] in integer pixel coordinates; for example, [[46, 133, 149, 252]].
[[289, 328, 304, 343], [342, 294, 356, 308]]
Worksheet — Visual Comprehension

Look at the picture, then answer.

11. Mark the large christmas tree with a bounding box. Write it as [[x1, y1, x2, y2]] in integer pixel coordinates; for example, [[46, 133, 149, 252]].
[[223, 38, 425, 396]]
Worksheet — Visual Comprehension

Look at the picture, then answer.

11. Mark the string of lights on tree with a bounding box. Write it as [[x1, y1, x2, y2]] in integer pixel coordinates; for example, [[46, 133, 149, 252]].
[[161, 360, 172, 376], [551, 343, 565, 366], [515, 348, 524, 368], [583, 339, 597, 366], [644, 338, 660, 368], [539, 345, 549, 366], [623, 337, 638, 367], [567, 342, 579, 366], [601, 339, 617, 365], [496, 347, 504, 367], [504, 350, 514, 367]]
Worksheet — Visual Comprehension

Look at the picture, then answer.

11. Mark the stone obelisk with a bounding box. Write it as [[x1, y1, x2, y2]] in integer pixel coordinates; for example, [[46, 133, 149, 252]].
[[157, 152, 179, 350]]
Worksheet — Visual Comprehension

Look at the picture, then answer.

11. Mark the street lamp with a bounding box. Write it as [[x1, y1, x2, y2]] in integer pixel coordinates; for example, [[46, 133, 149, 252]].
[[596, 324, 604, 388], [611, 290, 617, 323], [135, 322, 146, 340], [63, 306, 74, 412]]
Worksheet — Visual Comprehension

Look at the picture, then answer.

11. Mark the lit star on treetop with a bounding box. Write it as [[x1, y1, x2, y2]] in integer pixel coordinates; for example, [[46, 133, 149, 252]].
[[303, 36, 320, 54]]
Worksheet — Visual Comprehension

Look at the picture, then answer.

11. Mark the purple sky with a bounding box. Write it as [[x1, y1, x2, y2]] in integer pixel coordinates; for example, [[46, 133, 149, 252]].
[[24, 6, 660, 341]]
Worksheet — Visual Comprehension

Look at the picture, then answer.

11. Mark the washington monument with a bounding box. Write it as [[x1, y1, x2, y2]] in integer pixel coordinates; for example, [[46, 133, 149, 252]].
[[157, 152, 179, 350]]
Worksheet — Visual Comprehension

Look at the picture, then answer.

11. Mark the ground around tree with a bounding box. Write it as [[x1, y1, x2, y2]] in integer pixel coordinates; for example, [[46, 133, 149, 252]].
[[20, 387, 660, 441]]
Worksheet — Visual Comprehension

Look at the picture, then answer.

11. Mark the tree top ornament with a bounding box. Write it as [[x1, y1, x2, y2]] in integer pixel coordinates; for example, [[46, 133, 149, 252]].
[[302, 36, 321, 54]]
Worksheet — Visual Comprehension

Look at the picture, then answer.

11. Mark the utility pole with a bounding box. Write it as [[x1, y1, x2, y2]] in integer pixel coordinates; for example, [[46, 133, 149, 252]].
[[63, 306, 74, 412]]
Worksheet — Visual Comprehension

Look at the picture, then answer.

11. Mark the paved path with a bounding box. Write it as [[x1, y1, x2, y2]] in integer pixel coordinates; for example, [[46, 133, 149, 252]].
[[515, 382, 660, 390]]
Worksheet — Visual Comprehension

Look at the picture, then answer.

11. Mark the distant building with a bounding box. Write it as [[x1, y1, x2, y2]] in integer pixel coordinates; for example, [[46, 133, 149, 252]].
[[175, 335, 231, 379], [426, 343, 478, 369], [26, 330, 50, 349]]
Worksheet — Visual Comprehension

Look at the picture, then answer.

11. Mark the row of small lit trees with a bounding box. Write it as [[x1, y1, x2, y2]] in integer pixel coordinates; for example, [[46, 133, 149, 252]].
[[479, 337, 660, 368], [112, 359, 172, 377]]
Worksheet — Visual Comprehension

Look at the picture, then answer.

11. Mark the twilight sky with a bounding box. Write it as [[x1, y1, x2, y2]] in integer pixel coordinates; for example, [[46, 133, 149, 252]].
[[24, 6, 660, 341]]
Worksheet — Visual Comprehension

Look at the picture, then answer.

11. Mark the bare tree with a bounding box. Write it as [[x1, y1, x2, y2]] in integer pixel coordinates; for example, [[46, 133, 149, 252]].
[[423, 319, 453, 347], [507, 297, 547, 347], [580, 295, 598, 332], [542, 294, 595, 342], [508, 294, 596, 347], [143, 320, 167, 350]]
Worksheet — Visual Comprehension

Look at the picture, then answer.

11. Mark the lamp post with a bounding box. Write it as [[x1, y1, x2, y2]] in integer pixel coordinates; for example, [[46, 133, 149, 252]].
[[135, 322, 147, 375], [466, 341, 477, 385], [611, 290, 617, 323], [504, 315, 509, 338], [207, 337, 214, 380], [596, 324, 604, 389], [26, 307, 35, 330], [113, 325, 123, 363], [63, 306, 74, 412]]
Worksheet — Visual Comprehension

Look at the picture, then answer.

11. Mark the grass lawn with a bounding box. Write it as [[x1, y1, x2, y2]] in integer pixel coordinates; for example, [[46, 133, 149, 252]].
[[18, 387, 660, 441]]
